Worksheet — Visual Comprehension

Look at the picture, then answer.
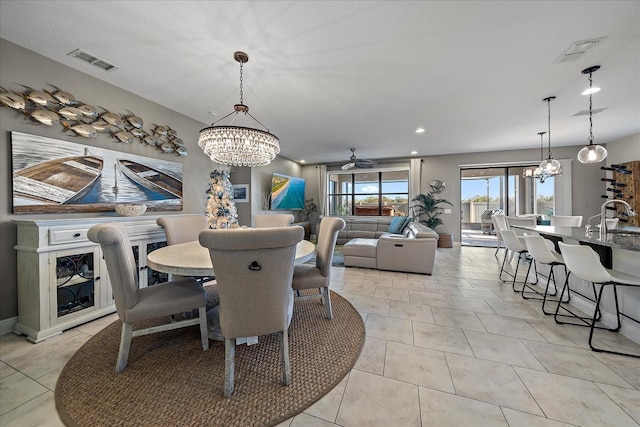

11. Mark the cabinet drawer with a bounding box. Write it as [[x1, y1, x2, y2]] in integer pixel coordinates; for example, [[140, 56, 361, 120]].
[[49, 228, 91, 245]]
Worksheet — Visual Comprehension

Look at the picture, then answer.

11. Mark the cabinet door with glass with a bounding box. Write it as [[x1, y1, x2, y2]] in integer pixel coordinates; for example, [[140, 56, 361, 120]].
[[132, 240, 169, 289], [49, 247, 103, 325]]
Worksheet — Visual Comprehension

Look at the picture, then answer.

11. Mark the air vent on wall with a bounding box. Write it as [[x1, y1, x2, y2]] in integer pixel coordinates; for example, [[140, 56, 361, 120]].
[[67, 48, 119, 72], [573, 107, 607, 116], [552, 36, 607, 64]]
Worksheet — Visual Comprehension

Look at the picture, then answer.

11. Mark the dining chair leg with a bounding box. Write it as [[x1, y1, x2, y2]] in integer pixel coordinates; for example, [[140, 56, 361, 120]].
[[280, 331, 291, 385], [323, 288, 333, 319], [116, 323, 133, 372], [198, 307, 209, 351], [224, 338, 236, 397]]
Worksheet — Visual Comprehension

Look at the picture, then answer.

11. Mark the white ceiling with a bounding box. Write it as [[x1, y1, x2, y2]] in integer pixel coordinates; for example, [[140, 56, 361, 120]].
[[1, 1, 639, 165]]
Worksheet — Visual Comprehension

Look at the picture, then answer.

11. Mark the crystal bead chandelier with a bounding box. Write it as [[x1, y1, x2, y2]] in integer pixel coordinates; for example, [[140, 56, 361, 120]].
[[577, 65, 607, 163], [538, 96, 562, 177], [198, 51, 280, 167]]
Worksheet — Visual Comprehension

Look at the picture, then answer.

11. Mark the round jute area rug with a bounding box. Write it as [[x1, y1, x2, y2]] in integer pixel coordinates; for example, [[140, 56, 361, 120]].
[[55, 292, 364, 427]]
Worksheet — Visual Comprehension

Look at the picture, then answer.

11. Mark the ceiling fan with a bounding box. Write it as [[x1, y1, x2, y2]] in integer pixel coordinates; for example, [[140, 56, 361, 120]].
[[341, 148, 376, 170]]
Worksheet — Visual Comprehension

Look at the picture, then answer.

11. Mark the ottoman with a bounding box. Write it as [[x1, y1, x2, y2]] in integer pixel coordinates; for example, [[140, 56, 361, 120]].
[[343, 238, 378, 269]]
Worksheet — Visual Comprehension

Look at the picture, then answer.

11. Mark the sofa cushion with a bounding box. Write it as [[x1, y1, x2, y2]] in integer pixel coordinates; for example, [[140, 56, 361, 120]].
[[348, 230, 377, 239], [343, 238, 378, 258], [405, 222, 439, 239], [353, 221, 378, 232], [387, 216, 406, 234]]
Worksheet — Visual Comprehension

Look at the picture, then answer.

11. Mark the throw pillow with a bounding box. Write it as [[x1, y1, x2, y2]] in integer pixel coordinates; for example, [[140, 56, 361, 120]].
[[387, 216, 407, 234], [400, 216, 413, 232]]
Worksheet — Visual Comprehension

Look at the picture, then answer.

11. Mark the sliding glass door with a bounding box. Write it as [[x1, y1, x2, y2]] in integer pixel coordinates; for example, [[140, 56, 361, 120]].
[[460, 166, 555, 247]]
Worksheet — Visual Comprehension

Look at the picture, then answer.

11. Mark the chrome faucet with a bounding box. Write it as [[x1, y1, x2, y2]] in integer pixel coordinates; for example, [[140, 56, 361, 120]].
[[599, 199, 637, 239]]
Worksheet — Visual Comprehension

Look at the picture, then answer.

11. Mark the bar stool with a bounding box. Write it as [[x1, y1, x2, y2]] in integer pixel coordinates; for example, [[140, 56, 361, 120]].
[[492, 214, 508, 257], [499, 230, 538, 294], [523, 234, 566, 314], [558, 242, 640, 358]]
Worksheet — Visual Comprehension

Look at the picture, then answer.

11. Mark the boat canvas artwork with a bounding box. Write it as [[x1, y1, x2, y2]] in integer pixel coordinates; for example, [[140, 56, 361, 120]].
[[11, 131, 183, 214]]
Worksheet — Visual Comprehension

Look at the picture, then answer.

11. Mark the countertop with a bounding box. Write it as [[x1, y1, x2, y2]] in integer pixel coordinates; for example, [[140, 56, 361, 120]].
[[510, 225, 640, 252]]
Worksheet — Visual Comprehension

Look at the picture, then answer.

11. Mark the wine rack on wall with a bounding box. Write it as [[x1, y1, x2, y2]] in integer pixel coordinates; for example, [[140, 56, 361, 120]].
[[602, 161, 639, 227]]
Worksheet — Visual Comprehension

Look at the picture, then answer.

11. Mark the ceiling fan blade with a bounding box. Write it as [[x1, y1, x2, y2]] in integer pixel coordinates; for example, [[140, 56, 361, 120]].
[[341, 162, 355, 170], [355, 162, 375, 168]]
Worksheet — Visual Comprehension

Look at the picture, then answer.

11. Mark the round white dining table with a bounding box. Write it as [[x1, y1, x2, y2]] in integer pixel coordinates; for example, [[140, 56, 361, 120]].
[[147, 239, 316, 277]]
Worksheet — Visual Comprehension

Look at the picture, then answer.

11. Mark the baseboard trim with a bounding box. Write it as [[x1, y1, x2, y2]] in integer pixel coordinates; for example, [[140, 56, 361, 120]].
[[0, 316, 18, 335], [569, 294, 640, 345]]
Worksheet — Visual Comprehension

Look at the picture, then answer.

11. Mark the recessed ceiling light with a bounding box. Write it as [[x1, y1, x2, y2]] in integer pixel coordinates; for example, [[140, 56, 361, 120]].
[[300, 160, 306, 163], [581, 87, 601, 95], [415, 128, 425, 134], [411, 151, 418, 155]]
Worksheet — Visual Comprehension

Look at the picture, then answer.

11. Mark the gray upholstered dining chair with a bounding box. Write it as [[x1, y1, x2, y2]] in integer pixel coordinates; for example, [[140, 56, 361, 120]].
[[254, 214, 294, 228], [157, 214, 208, 245], [292, 216, 345, 319], [157, 214, 213, 282], [88, 222, 209, 372], [198, 226, 304, 397]]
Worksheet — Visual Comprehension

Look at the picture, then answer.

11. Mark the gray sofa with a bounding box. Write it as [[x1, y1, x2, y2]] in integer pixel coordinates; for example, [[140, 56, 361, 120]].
[[336, 216, 395, 245], [343, 222, 439, 274]]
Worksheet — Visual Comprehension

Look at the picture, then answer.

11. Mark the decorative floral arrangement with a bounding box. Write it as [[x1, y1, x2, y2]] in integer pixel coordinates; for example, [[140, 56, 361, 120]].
[[206, 168, 238, 229]]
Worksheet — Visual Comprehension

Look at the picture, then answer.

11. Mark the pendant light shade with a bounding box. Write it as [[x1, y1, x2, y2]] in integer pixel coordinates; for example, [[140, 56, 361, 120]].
[[538, 96, 562, 177], [198, 51, 280, 167], [523, 131, 549, 182], [578, 65, 607, 164]]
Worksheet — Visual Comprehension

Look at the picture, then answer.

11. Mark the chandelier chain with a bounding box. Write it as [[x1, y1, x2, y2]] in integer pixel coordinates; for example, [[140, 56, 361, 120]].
[[546, 98, 552, 159], [588, 72, 594, 143], [239, 61, 244, 105]]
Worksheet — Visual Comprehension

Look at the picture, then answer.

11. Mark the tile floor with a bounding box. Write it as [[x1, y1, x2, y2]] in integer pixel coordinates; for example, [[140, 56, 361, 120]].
[[2, 246, 639, 426]]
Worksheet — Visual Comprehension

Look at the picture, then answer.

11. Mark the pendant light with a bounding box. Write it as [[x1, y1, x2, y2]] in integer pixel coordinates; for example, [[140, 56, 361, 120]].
[[198, 51, 280, 167], [523, 131, 548, 182], [538, 96, 562, 177], [577, 65, 607, 163]]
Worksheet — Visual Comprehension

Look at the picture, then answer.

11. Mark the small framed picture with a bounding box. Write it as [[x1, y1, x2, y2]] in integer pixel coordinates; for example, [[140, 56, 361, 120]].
[[233, 184, 249, 202]]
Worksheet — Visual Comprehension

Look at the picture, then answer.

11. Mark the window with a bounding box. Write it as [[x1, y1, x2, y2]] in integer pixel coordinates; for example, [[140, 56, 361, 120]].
[[328, 170, 409, 216]]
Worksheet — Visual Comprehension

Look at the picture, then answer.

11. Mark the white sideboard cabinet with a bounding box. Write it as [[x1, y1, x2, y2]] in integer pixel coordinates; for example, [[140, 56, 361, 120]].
[[13, 217, 168, 343]]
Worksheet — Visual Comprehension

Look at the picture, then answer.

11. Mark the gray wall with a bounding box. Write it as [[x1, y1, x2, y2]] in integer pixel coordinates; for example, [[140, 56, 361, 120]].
[[248, 157, 303, 226], [0, 39, 213, 321], [301, 142, 632, 241], [605, 133, 640, 164], [420, 145, 606, 240]]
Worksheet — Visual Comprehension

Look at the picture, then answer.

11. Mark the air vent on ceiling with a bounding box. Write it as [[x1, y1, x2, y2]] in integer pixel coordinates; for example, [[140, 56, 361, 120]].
[[67, 48, 119, 72], [573, 107, 608, 116], [552, 36, 607, 64]]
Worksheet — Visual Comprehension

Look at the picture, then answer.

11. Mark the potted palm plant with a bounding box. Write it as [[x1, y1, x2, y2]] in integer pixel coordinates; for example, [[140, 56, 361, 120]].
[[300, 198, 319, 240], [411, 193, 453, 247]]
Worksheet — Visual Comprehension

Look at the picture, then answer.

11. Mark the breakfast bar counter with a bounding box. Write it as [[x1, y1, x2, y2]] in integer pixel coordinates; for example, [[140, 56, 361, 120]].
[[512, 225, 640, 252], [511, 224, 640, 345]]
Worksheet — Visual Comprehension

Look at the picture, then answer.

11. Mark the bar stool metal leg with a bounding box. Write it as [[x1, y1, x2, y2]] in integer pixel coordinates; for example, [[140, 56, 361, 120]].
[[553, 271, 602, 326], [588, 283, 638, 358]]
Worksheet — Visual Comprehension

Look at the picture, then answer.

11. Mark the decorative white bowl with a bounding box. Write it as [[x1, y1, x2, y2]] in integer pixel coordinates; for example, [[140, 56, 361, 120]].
[[115, 204, 147, 217]]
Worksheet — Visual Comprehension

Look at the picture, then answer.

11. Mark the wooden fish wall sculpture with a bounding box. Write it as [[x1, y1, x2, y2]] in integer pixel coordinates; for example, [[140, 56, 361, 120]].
[[0, 83, 187, 156]]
